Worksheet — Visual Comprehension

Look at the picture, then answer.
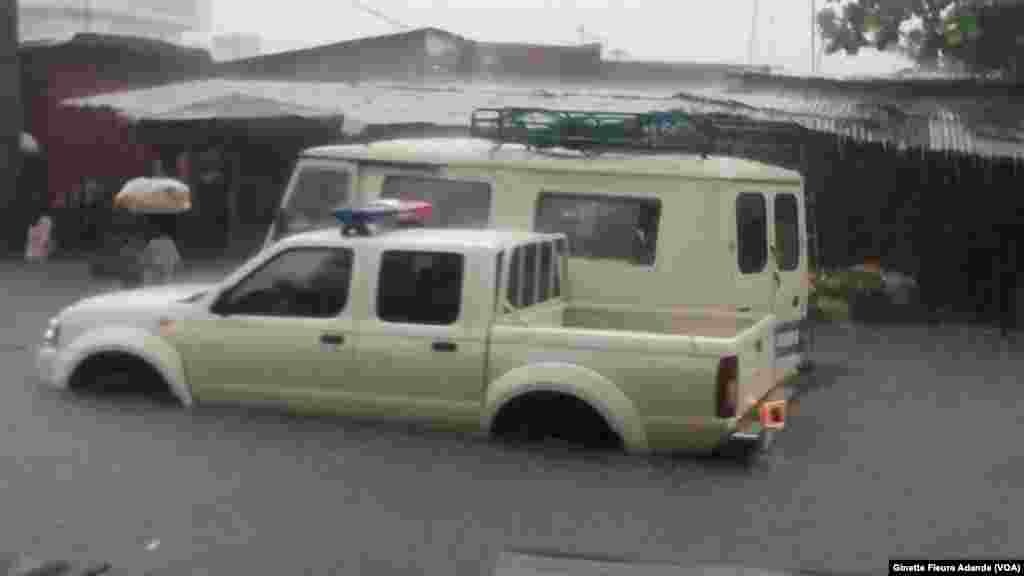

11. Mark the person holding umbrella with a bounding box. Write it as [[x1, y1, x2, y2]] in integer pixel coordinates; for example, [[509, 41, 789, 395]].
[[112, 176, 190, 288]]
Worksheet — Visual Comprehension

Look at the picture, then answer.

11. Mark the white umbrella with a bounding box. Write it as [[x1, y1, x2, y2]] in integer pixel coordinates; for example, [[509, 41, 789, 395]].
[[114, 177, 192, 214]]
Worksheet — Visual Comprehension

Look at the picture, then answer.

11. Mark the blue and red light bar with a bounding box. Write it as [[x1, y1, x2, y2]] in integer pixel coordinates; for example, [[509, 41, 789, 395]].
[[332, 199, 433, 235]]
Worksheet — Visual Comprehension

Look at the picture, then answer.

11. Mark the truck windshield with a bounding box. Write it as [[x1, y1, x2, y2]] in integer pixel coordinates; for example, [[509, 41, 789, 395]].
[[278, 167, 351, 240], [380, 175, 491, 229]]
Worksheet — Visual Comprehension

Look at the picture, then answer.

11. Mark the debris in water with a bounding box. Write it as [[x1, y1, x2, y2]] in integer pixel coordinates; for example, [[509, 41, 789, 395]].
[[144, 539, 160, 552]]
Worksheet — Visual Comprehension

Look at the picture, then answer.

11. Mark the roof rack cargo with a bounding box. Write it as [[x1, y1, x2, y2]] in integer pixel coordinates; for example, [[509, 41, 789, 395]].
[[469, 107, 716, 157]]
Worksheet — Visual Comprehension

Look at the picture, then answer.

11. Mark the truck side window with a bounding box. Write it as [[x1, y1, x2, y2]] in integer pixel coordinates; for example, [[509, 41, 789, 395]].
[[539, 242, 553, 301], [381, 176, 492, 229], [737, 192, 768, 274], [281, 168, 350, 238], [495, 251, 505, 312], [508, 247, 522, 308], [535, 192, 660, 266], [213, 248, 353, 318], [774, 194, 800, 271], [522, 243, 538, 306], [377, 250, 463, 325]]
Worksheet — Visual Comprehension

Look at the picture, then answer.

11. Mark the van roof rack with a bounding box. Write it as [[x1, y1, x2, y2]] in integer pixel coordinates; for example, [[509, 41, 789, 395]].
[[469, 107, 716, 157]]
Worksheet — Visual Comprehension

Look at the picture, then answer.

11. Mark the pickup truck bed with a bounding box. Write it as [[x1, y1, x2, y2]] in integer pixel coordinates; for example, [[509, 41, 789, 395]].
[[492, 300, 778, 454]]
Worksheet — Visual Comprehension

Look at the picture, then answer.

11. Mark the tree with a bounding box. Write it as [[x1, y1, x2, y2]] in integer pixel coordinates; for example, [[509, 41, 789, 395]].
[[817, 0, 1024, 78]]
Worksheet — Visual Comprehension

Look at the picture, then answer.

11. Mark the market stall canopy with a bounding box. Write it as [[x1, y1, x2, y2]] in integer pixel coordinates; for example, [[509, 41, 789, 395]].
[[114, 177, 192, 214], [58, 78, 680, 137]]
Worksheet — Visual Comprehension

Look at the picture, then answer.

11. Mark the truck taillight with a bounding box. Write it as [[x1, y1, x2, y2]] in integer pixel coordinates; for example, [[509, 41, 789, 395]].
[[716, 355, 738, 418]]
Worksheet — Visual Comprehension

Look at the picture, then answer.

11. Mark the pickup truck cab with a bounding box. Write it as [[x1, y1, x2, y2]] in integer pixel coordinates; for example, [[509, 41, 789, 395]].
[[37, 224, 784, 457]]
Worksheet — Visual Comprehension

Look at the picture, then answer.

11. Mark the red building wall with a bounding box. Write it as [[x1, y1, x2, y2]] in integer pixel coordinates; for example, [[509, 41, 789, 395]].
[[31, 62, 158, 208]]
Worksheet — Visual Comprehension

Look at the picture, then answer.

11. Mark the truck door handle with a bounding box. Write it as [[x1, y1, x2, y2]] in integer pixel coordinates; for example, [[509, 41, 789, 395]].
[[432, 341, 457, 352], [320, 333, 345, 346], [737, 306, 752, 312]]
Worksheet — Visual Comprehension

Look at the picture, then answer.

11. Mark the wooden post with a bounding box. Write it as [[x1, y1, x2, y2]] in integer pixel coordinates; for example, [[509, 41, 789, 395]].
[[0, 0, 20, 252]]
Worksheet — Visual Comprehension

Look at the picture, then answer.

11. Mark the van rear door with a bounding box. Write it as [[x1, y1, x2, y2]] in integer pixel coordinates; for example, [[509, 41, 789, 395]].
[[768, 189, 807, 377]]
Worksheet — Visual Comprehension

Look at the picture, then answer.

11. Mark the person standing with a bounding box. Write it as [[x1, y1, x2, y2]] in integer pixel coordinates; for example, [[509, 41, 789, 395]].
[[140, 216, 181, 286]]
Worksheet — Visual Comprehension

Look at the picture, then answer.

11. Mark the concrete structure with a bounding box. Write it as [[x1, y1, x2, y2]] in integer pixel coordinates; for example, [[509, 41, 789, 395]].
[[213, 33, 262, 62], [19, 0, 211, 44]]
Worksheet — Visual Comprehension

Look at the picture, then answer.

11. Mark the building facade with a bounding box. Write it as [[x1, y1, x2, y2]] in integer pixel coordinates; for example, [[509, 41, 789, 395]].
[[19, 0, 211, 44]]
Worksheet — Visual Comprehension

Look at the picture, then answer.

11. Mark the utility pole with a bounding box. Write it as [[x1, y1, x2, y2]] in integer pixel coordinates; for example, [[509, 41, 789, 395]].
[[748, 0, 760, 66], [810, 0, 817, 74], [0, 0, 21, 252]]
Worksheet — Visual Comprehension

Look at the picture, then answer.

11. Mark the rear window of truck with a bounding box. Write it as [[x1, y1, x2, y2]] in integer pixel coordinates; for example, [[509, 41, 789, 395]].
[[506, 240, 563, 309]]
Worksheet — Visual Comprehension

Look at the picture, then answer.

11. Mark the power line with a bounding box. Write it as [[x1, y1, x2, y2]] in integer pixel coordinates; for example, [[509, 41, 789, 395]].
[[350, 1, 411, 31]]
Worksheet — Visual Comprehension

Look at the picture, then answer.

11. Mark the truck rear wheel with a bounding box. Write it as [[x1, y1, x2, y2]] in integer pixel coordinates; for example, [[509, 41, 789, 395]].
[[491, 391, 623, 452]]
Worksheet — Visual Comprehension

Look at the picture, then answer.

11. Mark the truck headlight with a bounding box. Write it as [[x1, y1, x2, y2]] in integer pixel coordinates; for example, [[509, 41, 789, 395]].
[[43, 317, 61, 347]]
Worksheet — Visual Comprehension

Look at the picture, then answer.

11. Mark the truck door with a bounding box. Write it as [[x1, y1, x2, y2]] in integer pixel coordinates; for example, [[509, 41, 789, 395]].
[[733, 191, 776, 316], [352, 249, 488, 428], [769, 190, 806, 376]]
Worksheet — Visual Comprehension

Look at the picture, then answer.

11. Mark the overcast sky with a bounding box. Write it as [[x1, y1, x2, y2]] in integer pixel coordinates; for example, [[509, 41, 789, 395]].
[[210, 0, 912, 76]]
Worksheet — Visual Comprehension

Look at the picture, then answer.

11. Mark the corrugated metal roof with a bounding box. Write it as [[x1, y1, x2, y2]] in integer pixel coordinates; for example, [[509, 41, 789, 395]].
[[678, 84, 1024, 159], [61, 78, 681, 129], [61, 77, 1024, 159]]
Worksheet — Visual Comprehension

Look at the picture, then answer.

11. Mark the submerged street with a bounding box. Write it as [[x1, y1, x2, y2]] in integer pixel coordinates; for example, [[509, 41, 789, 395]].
[[1, 260, 1021, 575]]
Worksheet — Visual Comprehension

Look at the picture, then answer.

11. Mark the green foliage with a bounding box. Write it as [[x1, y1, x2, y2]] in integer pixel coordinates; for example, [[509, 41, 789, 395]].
[[817, 0, 1024, 78], [812, 269, 885, 300]]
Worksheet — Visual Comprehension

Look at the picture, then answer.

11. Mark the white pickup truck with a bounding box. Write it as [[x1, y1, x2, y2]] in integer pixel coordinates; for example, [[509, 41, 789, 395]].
[[37, 225, 784, 458]]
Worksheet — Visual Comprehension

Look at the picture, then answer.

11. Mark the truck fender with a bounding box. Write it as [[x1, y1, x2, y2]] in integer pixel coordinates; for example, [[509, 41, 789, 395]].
[[57, 325, 193, 406], [482, 362, 648, 453]]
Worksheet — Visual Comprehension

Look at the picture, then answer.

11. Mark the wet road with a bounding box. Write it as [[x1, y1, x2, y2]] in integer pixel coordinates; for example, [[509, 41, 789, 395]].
[[1, 260, 1021, 575]]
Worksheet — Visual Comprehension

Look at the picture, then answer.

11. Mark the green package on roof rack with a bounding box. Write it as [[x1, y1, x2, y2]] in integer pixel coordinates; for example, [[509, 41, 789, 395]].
[[469, 107, 716, 156]]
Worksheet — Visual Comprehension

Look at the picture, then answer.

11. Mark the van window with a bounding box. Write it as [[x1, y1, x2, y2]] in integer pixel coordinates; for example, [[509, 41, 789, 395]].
[[535, 192, 660, 266], [552, 238, 569, 295], [283, 168, 350, 235], [381, 176, 491, 229], [377, 251, 463, 325], [737, 193, 768, 274], [554, 238, 567, 297], [774, 194, 800, 271]]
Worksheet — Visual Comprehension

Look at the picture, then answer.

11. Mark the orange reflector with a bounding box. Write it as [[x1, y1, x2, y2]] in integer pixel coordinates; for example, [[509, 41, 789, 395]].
[[760, 400, 786, 430]]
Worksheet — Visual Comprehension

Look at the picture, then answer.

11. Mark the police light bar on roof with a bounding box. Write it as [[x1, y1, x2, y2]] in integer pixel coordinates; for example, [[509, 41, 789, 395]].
[[332, 199, 433, 236]]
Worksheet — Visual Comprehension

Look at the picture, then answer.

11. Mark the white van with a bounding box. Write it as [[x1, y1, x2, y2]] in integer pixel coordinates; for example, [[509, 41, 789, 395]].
[[265, 128, 808, 382]]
